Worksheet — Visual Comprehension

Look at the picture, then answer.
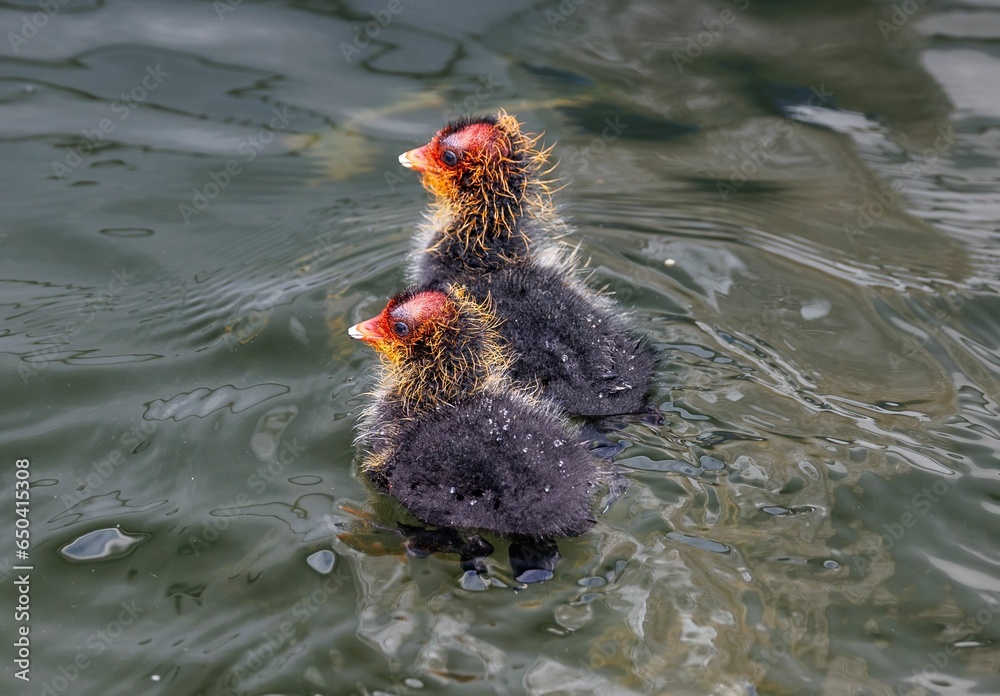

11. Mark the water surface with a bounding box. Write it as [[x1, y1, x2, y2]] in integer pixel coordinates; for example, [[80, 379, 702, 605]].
[[2, 1, 1000, 694]]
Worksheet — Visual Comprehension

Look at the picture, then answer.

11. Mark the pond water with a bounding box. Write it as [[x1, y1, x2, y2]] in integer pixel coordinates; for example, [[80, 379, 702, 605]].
[[2, 0, 1000, 694]]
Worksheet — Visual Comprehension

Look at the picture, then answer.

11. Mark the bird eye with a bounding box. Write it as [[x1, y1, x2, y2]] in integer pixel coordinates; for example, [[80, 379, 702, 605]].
[[392, 321, 410, 337], [442, 149, 459, 167]]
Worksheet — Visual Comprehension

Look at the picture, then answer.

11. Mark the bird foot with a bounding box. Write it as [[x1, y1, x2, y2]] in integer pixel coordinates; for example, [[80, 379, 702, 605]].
[[508, 537, 560, 584]]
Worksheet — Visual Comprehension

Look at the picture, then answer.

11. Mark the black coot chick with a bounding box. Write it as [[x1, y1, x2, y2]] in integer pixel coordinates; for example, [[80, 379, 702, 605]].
[[398, 110, 656, 418], [349, 284, 600, 539]]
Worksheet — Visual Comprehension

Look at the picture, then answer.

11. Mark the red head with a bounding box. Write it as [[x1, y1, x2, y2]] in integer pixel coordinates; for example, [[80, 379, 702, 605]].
[[349, 289, 455, 362], [399, 111, 532, 202]]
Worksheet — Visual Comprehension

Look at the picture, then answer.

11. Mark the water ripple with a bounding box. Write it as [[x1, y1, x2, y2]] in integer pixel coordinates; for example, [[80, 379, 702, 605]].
[[143, 383, 290, 421]]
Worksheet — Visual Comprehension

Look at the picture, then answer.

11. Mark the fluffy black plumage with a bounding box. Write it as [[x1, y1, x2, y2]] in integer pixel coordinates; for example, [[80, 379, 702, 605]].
[[418, 254, 655, 417], [378, 392, 597, 538]]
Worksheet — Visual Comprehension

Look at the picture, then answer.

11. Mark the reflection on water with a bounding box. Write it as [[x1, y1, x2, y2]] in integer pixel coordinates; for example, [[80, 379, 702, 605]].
[[59, 527, 150, 562], [2, 0, 1000, 694]]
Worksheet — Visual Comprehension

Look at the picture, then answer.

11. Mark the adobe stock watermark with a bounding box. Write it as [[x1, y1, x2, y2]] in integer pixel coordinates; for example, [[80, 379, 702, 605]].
[[19, 268, 135, 386], [754, 631, 798, 668], [717, 84, 834, 201], [339, 0, 415, 63], [383, 161, 416, 194], [178, 105, 295, 223], [38, 599, 144, 696], [553, 626, 632, 686], [7, 0, 71, 54], [181, 437, 306, 556], [743, 282, 813, 337], [841, 125, 954, 243], [673, 0, 751, 73], [214, 0, 243, 21], [895, 597, 1000, 695], [880, 476, 954, 550], [563, 116, 629, 173], [229, 575, 345, 686], [59, 417, 157, 511], [546, 0, 588, 31], [221, 288, 284, 353], [52, 65, 170, 180], [885, 296, 999, 398], [878, 0, 930, 40], [887, 334, 930, 377], [885, 291, 968, 375], [181, 493, 251, 557], [442, 74, 503, 123]]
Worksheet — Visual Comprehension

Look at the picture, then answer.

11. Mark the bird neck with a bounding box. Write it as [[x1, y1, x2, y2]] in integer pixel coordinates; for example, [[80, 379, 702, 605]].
[[428, 188, 532, 269]]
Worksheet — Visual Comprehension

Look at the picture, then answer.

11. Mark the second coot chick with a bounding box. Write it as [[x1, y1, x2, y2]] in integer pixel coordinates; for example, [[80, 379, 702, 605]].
[[399, 110, 655, 417], [349, 284, 600, 539]]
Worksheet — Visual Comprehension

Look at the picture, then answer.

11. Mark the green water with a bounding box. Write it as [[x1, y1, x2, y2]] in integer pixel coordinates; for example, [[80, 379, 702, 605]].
[[2, 1, 1000, 694]]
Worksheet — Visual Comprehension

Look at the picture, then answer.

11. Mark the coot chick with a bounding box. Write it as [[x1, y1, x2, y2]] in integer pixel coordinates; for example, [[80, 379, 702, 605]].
[[349, 284, 600, 538], [399, 110, 655, 417]]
